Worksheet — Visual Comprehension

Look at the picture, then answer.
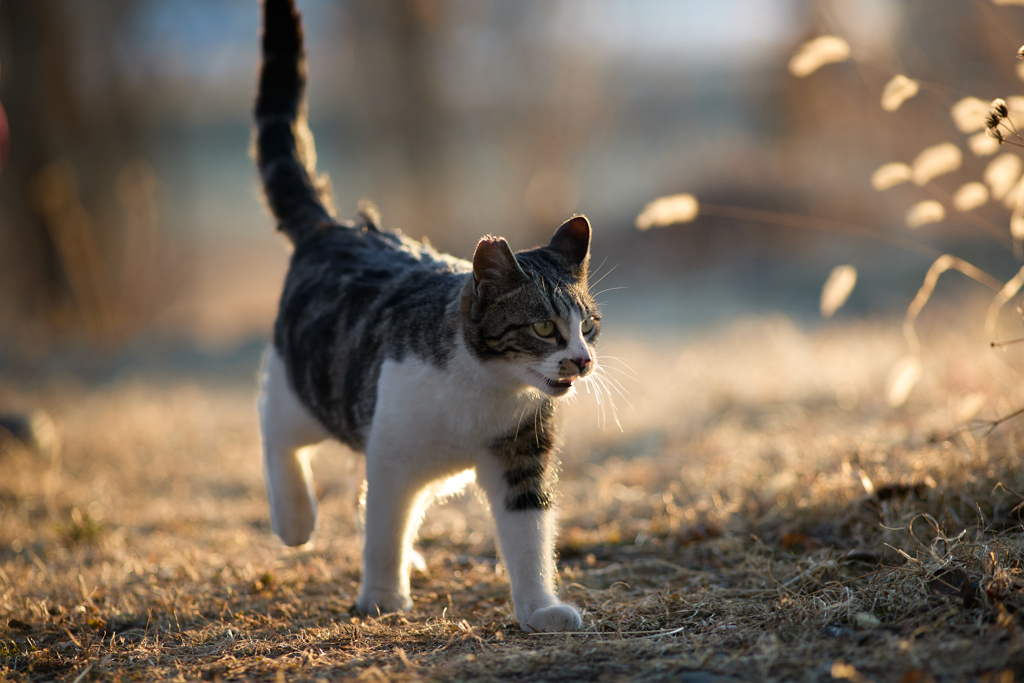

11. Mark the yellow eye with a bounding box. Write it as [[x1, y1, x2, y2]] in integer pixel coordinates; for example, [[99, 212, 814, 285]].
[[532, 320, 556, 338], [581, 316, 595, 334]]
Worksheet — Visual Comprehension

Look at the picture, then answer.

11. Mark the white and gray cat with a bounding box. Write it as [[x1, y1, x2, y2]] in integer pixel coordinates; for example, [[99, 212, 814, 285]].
[[255, 0, 599, 633]]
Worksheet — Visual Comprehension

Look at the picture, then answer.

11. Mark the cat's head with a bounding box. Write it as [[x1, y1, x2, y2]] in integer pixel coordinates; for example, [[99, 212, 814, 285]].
[[462, 215, 600, 398]]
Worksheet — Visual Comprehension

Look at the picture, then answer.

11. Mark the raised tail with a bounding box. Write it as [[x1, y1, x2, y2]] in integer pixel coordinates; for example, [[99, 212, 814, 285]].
[[255, 0, 336, 242]]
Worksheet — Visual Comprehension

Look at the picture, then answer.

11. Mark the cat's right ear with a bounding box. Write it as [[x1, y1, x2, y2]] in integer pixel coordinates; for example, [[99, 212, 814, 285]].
[[548, 215, 591, 268], [472, 236, 526, 296]]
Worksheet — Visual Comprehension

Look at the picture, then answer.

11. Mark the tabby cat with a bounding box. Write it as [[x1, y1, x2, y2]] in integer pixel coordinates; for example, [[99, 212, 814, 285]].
[[255, 0, 599, 632]]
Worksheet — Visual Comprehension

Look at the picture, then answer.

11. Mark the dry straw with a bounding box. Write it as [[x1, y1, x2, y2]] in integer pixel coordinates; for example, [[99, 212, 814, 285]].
[[870, 162, 912, 191], [4, 330, 1023, 682], [1012, 181, 1024, 239], [951, 182, 989, 212], [911, 143, 962, 186], [880, 75, 919, 112], [968, 130, 1001, 156], [904, 200, 945, 229], [819, 265, 857, 318], [885, 354, 922, 407], [984, 153, 1022, 200], [951, 96, 991, 133], [902, 255, 1003, 356], [635, 194, 699, 230], [985, 264, 1024, 335], [788, 36, 850, 78]]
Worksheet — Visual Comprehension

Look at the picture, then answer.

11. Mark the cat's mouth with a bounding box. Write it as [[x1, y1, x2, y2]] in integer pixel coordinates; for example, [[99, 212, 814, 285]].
[[529, 370, 578, 397]]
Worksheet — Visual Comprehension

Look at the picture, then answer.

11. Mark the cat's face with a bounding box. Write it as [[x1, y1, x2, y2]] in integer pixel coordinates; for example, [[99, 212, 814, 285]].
[[463, 216, 600, 398]]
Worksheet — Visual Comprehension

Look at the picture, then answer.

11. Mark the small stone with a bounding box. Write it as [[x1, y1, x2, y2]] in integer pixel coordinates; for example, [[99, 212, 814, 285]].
[[852, 612, 881, 629]]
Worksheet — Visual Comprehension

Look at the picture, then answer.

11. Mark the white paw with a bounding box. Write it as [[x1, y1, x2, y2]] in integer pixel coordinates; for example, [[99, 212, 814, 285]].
[[522, 604, 582, 632], [272, 510, 316, 547], [267, 473, 317, 546], [355, 588, 412, 616]]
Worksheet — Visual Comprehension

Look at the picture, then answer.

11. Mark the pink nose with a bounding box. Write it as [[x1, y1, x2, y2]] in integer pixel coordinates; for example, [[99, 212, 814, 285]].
[[574, 357, 591, 371]]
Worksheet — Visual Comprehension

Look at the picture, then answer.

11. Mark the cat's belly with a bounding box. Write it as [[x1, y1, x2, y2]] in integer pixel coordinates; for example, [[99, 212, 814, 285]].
[[371, 356, 542, 463]]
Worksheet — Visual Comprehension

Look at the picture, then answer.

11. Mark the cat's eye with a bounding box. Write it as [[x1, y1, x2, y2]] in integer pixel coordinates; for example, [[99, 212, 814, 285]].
[[581, 316, 596, 334], [532, 320, 556, 338]]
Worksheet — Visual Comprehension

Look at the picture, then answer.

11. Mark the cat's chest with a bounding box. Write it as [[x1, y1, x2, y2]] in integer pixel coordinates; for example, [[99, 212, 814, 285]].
[[372, 355, 539, 454]]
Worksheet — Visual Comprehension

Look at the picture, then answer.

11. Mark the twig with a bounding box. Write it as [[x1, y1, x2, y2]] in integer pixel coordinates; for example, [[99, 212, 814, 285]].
[[930, 404, 1024, 443], [698, 203, 942, 260], [70, 662, 93, 683], [903, 255, 1003, 355], [991, 336, 1024, 347], [983, 405, 1024, 436], [525, 625, 689, 638]]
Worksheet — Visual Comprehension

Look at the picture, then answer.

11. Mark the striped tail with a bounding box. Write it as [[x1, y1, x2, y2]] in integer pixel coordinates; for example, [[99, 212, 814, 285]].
[[255, 0, 336, 242]]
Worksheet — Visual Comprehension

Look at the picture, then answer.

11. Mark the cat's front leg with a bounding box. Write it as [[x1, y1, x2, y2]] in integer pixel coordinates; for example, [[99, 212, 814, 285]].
[[475, 452, 582, 632], [355, 456, 432, 616]]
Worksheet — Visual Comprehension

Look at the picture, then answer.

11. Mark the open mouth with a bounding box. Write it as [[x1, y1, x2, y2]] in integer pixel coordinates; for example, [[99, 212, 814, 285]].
[[530, 370, 578, 395]]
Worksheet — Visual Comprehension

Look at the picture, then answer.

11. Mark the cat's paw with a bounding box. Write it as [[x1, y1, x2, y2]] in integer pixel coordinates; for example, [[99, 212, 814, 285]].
[[272, 509, 316, 547], [355, 588, 412, 616], [521, 604, 582, 632]]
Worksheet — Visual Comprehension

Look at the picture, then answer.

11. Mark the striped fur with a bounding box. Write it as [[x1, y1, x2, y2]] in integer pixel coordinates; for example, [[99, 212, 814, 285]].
[[489, 400, 558, 511], [254, 0, 334, 240]]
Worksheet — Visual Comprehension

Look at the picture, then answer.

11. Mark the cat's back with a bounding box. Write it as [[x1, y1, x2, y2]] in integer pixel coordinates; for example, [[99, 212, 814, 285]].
[[274, 218, 471, 448]]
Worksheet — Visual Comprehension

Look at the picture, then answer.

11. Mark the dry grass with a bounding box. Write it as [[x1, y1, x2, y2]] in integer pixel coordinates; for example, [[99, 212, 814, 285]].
[[2, 307, 1024, 682]]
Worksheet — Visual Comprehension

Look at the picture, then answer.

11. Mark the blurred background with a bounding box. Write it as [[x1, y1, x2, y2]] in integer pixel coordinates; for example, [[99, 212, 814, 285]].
[[2, 0, 1024, 380]]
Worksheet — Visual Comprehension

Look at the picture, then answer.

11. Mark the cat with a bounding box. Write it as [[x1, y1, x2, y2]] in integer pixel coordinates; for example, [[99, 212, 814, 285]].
[[255, 0, 599, 633]]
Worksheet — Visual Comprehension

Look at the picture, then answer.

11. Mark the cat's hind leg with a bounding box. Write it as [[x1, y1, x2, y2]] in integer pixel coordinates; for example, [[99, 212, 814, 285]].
[[259, 348, 329, 547]]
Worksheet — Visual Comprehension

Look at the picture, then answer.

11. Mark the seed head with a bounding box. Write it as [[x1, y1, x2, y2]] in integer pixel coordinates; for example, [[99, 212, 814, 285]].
[[989, 127, 1004, 143], [986, 112, 1001, 130], [992, 98, 1009, 119], [1018, 45, 1024, 59]]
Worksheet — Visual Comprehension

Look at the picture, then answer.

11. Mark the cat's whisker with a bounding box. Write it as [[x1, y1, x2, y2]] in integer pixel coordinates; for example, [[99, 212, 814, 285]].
[[598, 354, 635, 367], [601, 367, 638, 383], [599, 368, 633, 396], [602, 376, 633, 407], [603, 384, 623, 431], [582, 375, 607, 427], [588, 263, 619, 291], [513, 402, 531, 440], [595, 361, 632, 388], [590, 373, 622, 431], [588, 255, 610, 281], [590, 286, 627, 298], [596, 358, 638, 379], [595, 368, 634, 413], [533, 405, 543, 449]]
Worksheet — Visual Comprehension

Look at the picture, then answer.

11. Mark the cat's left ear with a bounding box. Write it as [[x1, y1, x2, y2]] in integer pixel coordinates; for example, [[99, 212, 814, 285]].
[[549, 215, 591, 268], [472, 236, 527, 295]]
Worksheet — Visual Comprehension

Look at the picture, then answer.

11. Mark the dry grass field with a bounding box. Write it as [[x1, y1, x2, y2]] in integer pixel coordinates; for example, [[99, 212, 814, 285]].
[[2, 306, 1023, 682]]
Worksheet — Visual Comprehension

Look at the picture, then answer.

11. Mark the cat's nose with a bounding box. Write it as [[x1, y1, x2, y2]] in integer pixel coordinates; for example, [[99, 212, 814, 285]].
[[572, 356, 592, 371]]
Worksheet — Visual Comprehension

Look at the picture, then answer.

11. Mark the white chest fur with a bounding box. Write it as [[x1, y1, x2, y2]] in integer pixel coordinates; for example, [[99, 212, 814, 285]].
[[370, 344, 545, 466]]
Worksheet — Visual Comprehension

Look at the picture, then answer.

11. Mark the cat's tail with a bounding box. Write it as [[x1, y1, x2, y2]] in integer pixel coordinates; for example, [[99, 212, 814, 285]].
[[255, 0, 336, 243]]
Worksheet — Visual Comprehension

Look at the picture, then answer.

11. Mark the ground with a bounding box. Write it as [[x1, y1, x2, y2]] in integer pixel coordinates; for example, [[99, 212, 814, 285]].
[[1, 308, 1023, 682]]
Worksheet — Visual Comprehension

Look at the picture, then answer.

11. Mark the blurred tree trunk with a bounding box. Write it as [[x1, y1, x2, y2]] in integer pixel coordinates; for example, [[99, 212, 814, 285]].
[[0, 0, 171, 360], [349, 0, 452, 242], [0, 1, 64, 349]]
